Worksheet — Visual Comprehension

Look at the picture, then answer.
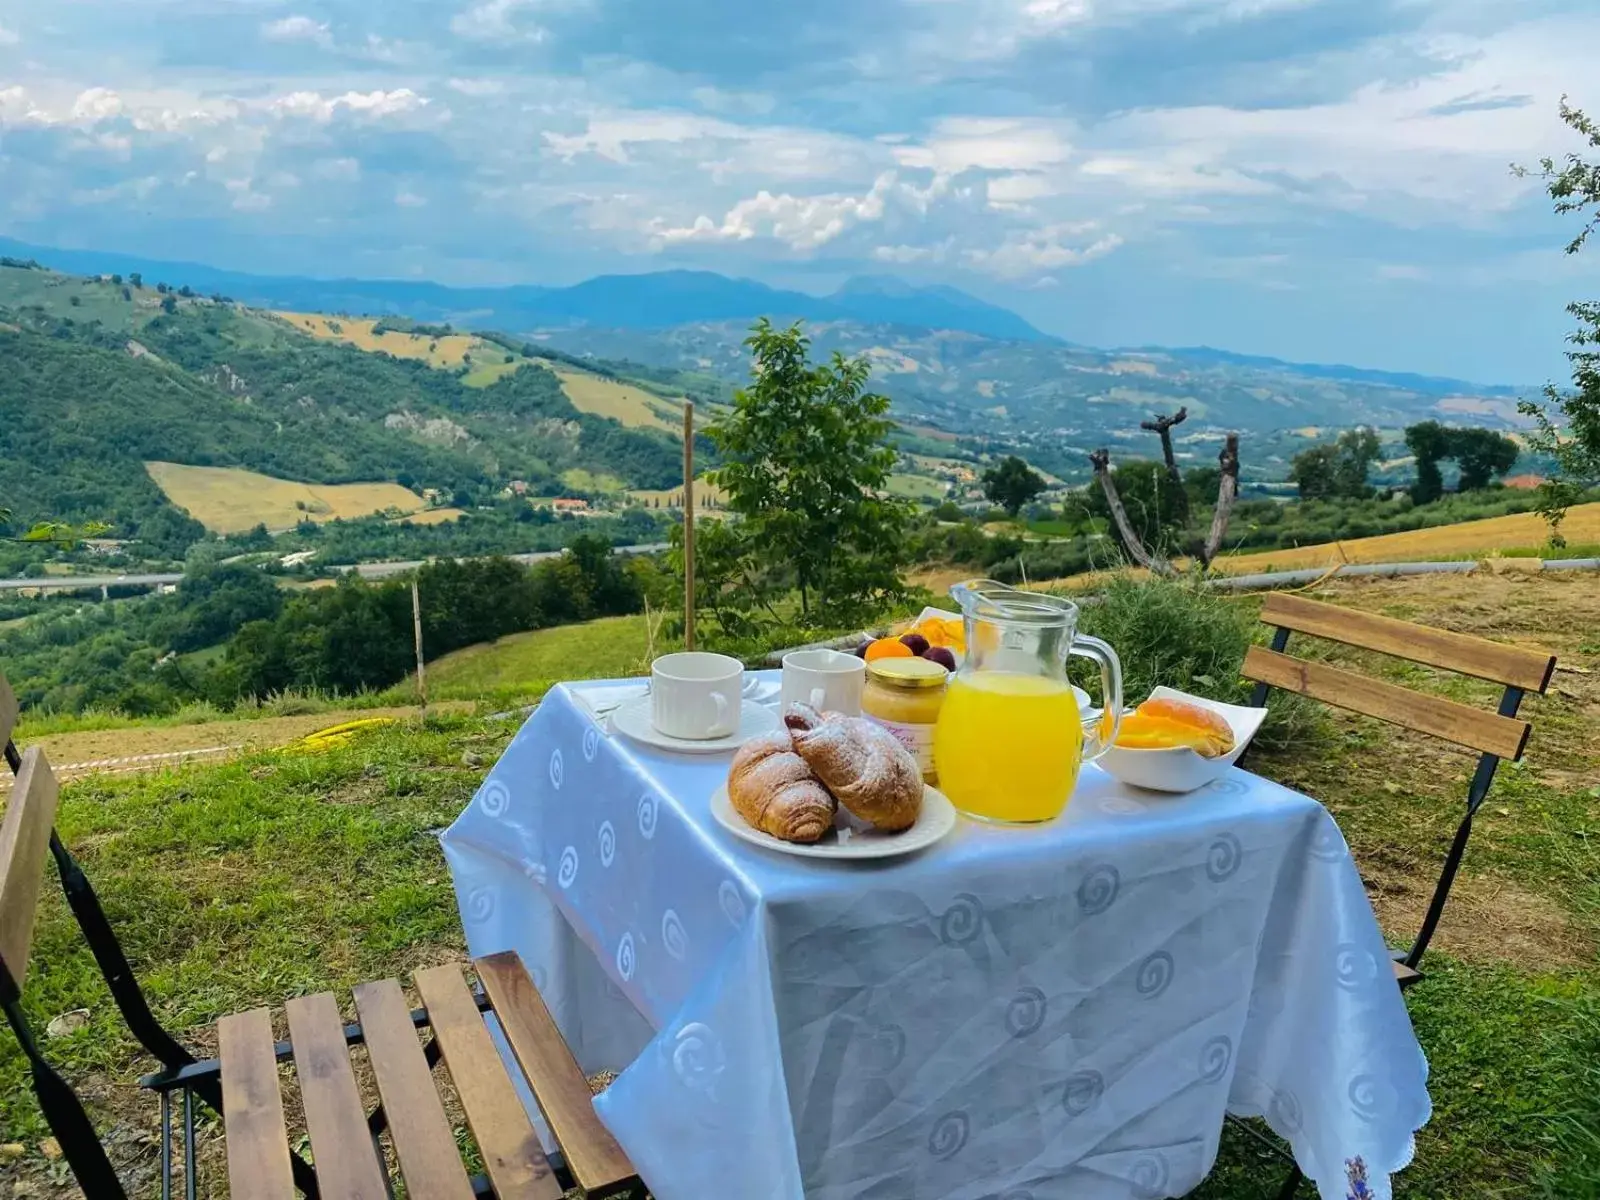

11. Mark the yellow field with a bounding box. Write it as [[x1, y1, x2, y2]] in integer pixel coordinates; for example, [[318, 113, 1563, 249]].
[[146, 462, 424, 533], [394, 507, 466, 526], [555, 370, 682, 431], [888, 473, 950, 500], [462, 360, 524, 388], [1212, 502, 1600, 574], [559, 468, 628, 494], [276, 312, 488, 368]]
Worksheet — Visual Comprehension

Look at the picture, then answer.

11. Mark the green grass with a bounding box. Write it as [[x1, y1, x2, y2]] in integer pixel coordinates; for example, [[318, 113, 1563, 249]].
[[420, 613, 655, 707], [15, 689, 399, 738]]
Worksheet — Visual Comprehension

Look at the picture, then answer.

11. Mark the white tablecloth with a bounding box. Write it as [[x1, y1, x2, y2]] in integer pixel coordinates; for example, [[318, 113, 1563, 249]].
[[441, 676, 1429, 1200]]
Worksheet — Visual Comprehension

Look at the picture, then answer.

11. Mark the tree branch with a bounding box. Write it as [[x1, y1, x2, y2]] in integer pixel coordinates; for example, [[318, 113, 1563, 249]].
[[1199, 434, 1241, 568], [1089, 449, 1172, 574], [1139, 407, 1188, 484]]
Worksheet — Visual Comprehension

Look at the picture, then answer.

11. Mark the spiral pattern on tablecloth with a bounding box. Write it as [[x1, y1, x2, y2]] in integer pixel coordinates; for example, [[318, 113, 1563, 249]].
[[927, 1111, 969, 1160], [616, 932, 636, 981], [1335, 943, 1378, 990], [940, 893, 984, 945], [1061, 1070, 1104, 1116], [1131, 1152, 1170, 1199], [1269, 1088, 1304, 1134], [718, 879, 747, 928], [671, 1022, 725, 1093], [598, 820, 616, 867], [465, 885, 494, 923], [661, 909, 688, 960], [557, 845, 579, 889], [1348, 1073, 1393, 1122], [638, 792, 658, 839], [582, 725, 599, 761], [548, 749, 563, 789], [1005, 987, 1047, 1038], [1199, 1035, 1233, 1084], [477, 778, 510, 817], [1136, 951, 1174, 999], [1311, 816, 1349, 862], [1077, 865, 1120, 916], [1206, 832, 1242, 881]]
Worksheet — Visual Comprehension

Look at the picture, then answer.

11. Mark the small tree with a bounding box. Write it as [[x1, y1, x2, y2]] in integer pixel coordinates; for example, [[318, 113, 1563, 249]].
[[1290, 428, 1381, 500], [129, 272, 143, 289], [1452, 428, 1519, 491], [707, 319, 910, 623], [1515, 99, 1600, 542], [982, 455, 1047, 517]]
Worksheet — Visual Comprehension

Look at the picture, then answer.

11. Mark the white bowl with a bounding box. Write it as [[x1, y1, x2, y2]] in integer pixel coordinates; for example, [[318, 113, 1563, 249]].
[[1097, 686, 1268, 793]]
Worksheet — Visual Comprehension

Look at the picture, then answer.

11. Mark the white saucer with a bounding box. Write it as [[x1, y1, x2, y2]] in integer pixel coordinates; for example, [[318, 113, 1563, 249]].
[[711, 784, 959, 860], [610, 696, 781, 755]]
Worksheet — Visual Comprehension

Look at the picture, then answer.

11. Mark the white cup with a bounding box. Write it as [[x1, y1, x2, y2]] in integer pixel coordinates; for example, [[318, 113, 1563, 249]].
[[781, 648, 867, 717], [651, 652, 745, 740]]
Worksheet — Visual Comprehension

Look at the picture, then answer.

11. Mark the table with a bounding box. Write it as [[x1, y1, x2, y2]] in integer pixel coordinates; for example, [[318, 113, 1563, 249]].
[[441, 677, 1430, 1200]]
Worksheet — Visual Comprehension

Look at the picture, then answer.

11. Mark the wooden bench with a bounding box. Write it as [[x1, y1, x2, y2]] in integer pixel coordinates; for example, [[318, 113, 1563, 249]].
[[0, 670, 643, 1198]]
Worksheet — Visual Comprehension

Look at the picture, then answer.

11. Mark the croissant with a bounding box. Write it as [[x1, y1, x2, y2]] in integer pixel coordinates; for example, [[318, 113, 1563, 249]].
[[784, 704, 923, 832], [727, 731, 837, 843]]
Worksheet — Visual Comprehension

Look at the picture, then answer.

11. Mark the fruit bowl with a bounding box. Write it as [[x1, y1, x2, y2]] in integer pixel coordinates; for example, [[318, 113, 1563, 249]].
[[1096, 687, 1268, 793]]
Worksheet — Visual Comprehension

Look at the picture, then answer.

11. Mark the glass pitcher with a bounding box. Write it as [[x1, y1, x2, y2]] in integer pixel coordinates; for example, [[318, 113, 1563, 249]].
[[933, 580, 1124, 824]]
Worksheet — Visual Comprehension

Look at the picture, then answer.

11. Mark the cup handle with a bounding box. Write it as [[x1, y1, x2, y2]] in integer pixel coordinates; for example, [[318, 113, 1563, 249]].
[[809, 686, 826, 710], [1070, 634, 1124, 764], [713, 691, 730, 727]]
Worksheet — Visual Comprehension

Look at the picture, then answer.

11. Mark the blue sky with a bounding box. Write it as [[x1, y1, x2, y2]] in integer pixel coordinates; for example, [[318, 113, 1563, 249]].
[[0, 0, 1597, 382]]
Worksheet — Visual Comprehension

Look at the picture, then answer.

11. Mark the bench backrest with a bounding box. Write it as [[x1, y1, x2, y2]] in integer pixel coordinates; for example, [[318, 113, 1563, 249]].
[[1242, 592, 1555, 760], [0, 676, 60, 995]]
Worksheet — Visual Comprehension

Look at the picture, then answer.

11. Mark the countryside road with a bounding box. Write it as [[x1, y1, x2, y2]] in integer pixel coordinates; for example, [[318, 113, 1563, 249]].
[[0, 541, 670, 592]]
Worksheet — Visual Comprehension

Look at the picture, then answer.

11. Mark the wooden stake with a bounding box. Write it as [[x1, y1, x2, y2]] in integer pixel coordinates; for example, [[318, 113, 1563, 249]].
[[683, 402, 696, 651], [411, 578, 427, 719]]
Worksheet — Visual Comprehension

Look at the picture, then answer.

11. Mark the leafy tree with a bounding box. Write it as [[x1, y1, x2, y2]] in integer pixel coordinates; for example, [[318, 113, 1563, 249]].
[[1515, 99, 1600, 542], [707, 320, 910, 623], [982, 455, 1047, 516], [1405, 421, 1518, 501], [1452, 427, 1519, 491], [129, 272, 143, 289], [160, 295, 177, 315], [1290, 428, 1381, 500]]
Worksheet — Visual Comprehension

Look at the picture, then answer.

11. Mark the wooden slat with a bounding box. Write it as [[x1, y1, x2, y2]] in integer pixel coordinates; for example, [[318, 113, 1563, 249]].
[[415, 964, 562, 1200], [1242, 646, 1531, 760], [219, 1008, 296, 1200], [0, 746, 59, 989], [0, 674, 18, 749], [1260, 593, 1556, 693], [286, 992, 388, 1200], [1393, 960, 1422, 988], [351, 979, 474, 1200], [475, 951, 638, 1196]]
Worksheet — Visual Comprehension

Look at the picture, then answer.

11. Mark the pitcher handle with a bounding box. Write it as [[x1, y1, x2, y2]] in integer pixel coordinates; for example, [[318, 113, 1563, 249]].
[[1070, 635, 1123, 763]]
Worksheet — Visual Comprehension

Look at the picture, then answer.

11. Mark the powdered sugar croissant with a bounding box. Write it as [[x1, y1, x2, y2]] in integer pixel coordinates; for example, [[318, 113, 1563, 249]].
[[727, 730, 837, 843], [784, 704, 922, 832]]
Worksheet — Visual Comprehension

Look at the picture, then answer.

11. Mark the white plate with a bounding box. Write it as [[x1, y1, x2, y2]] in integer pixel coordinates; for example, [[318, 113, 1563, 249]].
[[610, 696, 781, 755], [1096, 686, 1269, 793], [711, 783, 959, 860]]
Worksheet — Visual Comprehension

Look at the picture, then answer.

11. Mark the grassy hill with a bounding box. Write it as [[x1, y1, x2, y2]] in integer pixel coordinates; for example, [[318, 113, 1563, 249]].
[[424, 613, 653, 706], [144, 463, 428, 534]]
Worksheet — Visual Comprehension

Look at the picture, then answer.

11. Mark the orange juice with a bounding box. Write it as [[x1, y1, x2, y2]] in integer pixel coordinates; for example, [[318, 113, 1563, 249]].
[[934, 671, 1085, 823]]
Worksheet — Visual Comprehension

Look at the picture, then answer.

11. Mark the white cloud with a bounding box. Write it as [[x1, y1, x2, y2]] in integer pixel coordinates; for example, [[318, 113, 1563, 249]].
[[651, 172, 901, 250], [261, 15, 333, 48], [964, 224, 1124, 278], [0, 23, 18, 46], [451, 0, 547, 42], [894, 117, 1074, 174], [448, 78, 506, 97], [396, 189, 427, 207], [70, 88, 124, 123], [267, 89, 430, 123]]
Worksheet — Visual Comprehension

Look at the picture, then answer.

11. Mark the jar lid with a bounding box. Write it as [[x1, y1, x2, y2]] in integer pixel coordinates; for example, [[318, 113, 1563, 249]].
[[868, 657, 950, 689]]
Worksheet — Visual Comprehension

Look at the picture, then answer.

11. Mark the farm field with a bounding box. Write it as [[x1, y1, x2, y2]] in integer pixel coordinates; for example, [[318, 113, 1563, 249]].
[[273, 311, 489, 368], [394, 506, 466, 526], [554, 368, 682, 431], [145, 461, 424, 533], [887, 471, 951, 500], [559, 466, 630, 494], [1210, 500, 1600, 574], [627, 475, 729, 507]]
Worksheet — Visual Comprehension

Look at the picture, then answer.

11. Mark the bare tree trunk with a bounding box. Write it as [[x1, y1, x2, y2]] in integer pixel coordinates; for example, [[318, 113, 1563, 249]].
[[1198, 434, 1241, 569], [1089, 449, 1172, 574], [1141, 407, 1189, 520]]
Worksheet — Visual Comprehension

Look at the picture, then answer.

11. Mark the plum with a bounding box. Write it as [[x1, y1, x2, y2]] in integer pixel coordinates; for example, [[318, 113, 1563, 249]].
[[899, 632, 931, 656], [924, 646, 957, 672], [854, 640, 872, 659]]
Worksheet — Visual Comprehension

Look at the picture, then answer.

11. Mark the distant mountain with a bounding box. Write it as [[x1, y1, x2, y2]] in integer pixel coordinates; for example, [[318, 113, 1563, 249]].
[[0, 237, 1046, 342], [1145, 346, 1524, 399]]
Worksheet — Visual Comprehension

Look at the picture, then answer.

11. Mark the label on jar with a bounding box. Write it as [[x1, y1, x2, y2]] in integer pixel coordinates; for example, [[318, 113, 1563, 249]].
[[865, 714, 937, 780]]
